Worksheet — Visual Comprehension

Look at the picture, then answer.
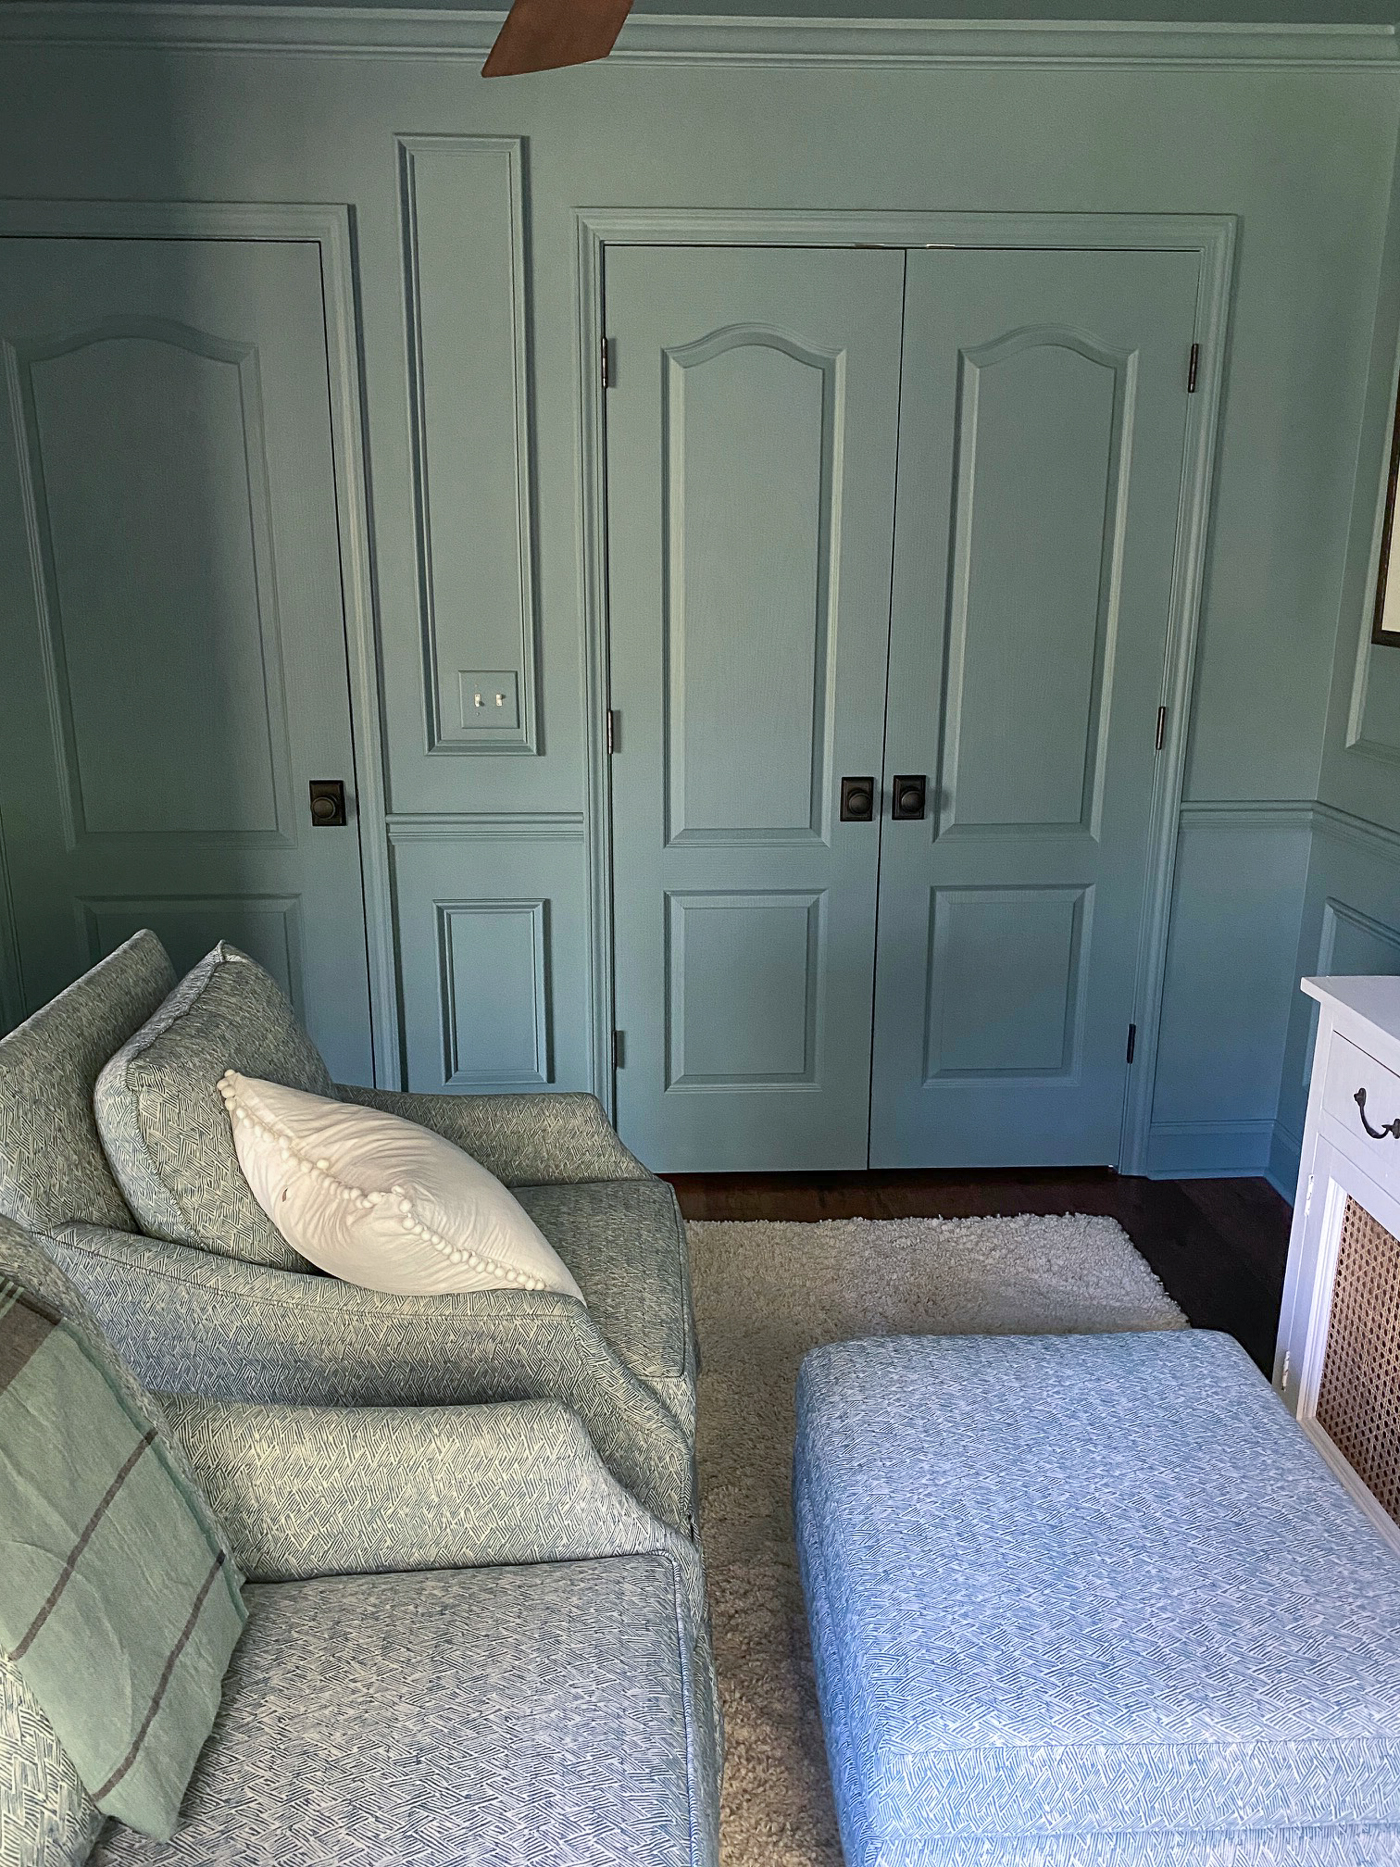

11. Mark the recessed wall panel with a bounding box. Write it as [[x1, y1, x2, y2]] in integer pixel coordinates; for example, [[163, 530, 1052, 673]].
[[438, 899, 549, 1087], [941, 332, 1127, 837], [666, 889, 822, 1087], [1320, 898, 1400, 978], [80, 895, 304, 1011], [389, 831, 589, 1095], [923, 884, 1087, 1080], [664, 330, 837, 842], [19, 325, 288, 840], [399, 136, 537, 755]]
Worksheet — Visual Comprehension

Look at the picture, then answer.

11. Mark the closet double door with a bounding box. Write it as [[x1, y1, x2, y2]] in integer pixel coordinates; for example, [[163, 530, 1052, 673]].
[[605, 242, 1199, 1171]]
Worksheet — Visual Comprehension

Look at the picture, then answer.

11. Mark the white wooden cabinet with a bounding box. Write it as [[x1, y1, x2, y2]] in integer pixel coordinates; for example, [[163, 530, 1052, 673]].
[[1275, 976, 1400, 1551]]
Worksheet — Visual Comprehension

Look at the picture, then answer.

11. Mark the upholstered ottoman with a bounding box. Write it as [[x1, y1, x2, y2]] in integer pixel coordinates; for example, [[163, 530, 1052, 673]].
[[795, 1331, 1400, 1866]]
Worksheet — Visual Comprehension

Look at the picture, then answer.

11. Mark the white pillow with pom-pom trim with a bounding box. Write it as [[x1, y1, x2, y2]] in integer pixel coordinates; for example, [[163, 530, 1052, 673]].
[[216, 1071, 584, 1300]]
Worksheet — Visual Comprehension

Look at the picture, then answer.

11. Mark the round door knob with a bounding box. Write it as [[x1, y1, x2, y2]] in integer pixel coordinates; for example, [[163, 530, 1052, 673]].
[[840, 775, 877, 822], [311, 793, 339, 824], [898, 786, 922, 814]]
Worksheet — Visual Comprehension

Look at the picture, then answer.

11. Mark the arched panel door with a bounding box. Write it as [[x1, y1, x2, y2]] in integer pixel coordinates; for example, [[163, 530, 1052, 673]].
[[604, 246, 905, 1171], [0, 238, 373, 1077], [871, 248, 1200, 1166]]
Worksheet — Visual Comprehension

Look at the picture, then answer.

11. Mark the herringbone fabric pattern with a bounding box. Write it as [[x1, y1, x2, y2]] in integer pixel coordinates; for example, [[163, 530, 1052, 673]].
[[91, 1559, 720, 1867], [337, 1084, 651, 1188], [0, 932, 175, 1234], [516, 1178, 697, 1433], [0, 1219, 719, 1866], [94, 943, 335, 1270], [2, 941, 699, 1523], [796, 1332, 1400, 1866], [0, 1660, 103, 1867], [162, 1395, 707, 1621], [45, 1224, 696, 1532], [776, 1832, 1400, 1864]]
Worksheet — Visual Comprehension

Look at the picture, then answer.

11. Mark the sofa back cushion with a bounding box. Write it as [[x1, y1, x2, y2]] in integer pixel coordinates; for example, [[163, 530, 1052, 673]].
[[0, 932, 176, 1235], [95, 944, 334, 1270]]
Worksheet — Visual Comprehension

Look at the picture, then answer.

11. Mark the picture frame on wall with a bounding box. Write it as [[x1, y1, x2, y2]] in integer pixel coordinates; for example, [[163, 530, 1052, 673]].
[[1374, 381, 1400, 645]]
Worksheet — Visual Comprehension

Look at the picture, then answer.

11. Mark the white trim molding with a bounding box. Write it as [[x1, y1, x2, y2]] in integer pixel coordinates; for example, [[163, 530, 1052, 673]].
[[0, 4, 1395, 66]]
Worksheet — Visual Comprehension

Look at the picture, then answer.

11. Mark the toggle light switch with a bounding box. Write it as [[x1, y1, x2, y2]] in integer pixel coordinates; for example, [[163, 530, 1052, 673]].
[[457, 671, 521, 733]]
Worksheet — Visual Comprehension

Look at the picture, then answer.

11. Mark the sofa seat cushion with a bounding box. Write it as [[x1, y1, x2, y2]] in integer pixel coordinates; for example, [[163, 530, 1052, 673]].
[[515, 1178, 696, 1434], [91, 1555, 716, 1867], [795, 1331, 1400, 1867]]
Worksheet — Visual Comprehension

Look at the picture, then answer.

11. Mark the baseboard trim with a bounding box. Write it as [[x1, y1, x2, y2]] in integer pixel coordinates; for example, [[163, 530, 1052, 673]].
[[0, 5, 1394, 67], [1145, 1117, 1277, 1180]]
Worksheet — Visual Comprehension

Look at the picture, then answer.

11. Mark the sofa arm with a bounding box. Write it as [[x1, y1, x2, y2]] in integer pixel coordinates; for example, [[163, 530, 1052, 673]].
[[334, 1085, 651, 1187], [163, 1394, 704, 1610], [42, 1222, 695, 1535]]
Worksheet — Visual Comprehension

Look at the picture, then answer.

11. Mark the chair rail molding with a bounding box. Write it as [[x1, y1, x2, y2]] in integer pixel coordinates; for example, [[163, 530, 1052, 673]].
[[1314, 798, 1400, 863], [0, 197, 400, 1084], [0, 5, 1395, 66], [576, 205, 1236, 1148]]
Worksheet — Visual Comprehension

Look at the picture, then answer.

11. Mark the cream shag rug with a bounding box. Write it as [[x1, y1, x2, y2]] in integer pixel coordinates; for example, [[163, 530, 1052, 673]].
[[689, 1213, 1188, 1867]]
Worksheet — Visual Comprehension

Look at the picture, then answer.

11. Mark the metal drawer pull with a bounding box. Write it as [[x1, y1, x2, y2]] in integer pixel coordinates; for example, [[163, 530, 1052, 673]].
[[1354, 1087, 1400, 1141]]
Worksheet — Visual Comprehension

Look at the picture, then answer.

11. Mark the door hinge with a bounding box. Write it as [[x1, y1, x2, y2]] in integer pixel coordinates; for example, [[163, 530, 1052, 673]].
[[1187, 343, 1200, 393], [601, 335, 612, 390], [612, 1029, 625, 1069], [1304, 1172, 1314, 1219], [1155, 705, 1167, 752], [1126, 1022, 1137, 1065], [1281, 1349, 1292, 1390], [606, 709, 619, 754]]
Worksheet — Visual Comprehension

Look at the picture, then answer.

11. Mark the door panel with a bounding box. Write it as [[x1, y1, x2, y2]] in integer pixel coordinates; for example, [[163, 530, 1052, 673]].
[[606, 247, 904, 1170], [871, 248, 1200, 1166], [0, 238, 373, 1078], [940, 333, 1122, 835]]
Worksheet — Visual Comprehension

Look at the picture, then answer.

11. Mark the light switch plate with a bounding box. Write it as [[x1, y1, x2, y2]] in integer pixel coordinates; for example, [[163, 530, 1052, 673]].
[[457, 671, 521, 733]]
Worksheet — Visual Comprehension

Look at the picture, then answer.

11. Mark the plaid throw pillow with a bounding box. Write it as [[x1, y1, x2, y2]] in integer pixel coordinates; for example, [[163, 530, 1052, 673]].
[[0, 1276, 247, 1840]]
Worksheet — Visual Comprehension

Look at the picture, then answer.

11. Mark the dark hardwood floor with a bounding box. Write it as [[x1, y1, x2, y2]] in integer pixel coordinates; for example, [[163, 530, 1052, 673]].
[[665, 1168, 1294, 1375]]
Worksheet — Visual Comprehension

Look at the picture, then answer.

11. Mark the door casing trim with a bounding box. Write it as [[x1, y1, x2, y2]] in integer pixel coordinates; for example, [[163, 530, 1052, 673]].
[[576, 207, 1236, 1168], [0, 198, 398, 1080]]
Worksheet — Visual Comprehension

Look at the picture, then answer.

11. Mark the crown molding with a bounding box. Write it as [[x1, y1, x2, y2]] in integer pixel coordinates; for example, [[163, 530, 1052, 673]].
[[0, 4, 1395, 67]]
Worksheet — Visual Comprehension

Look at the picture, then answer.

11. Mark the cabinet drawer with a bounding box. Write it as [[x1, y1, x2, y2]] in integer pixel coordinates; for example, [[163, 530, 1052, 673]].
[[1322, 1031, 1400, 1194]]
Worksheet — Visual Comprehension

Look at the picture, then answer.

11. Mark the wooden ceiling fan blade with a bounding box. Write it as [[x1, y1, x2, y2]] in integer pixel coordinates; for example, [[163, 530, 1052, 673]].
[[482, 0, 635, 75]]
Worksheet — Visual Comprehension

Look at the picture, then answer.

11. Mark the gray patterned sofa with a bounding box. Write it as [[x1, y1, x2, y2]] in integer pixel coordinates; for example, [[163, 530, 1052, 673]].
[[0, 932, 698, 1533], [1, 1216, 721, 1867]]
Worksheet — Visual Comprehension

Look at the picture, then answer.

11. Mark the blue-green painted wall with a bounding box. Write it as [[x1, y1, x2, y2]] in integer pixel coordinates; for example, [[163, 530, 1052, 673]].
[[0, 12, 1397, 1178], [1264, 111, 1400, 1199]]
